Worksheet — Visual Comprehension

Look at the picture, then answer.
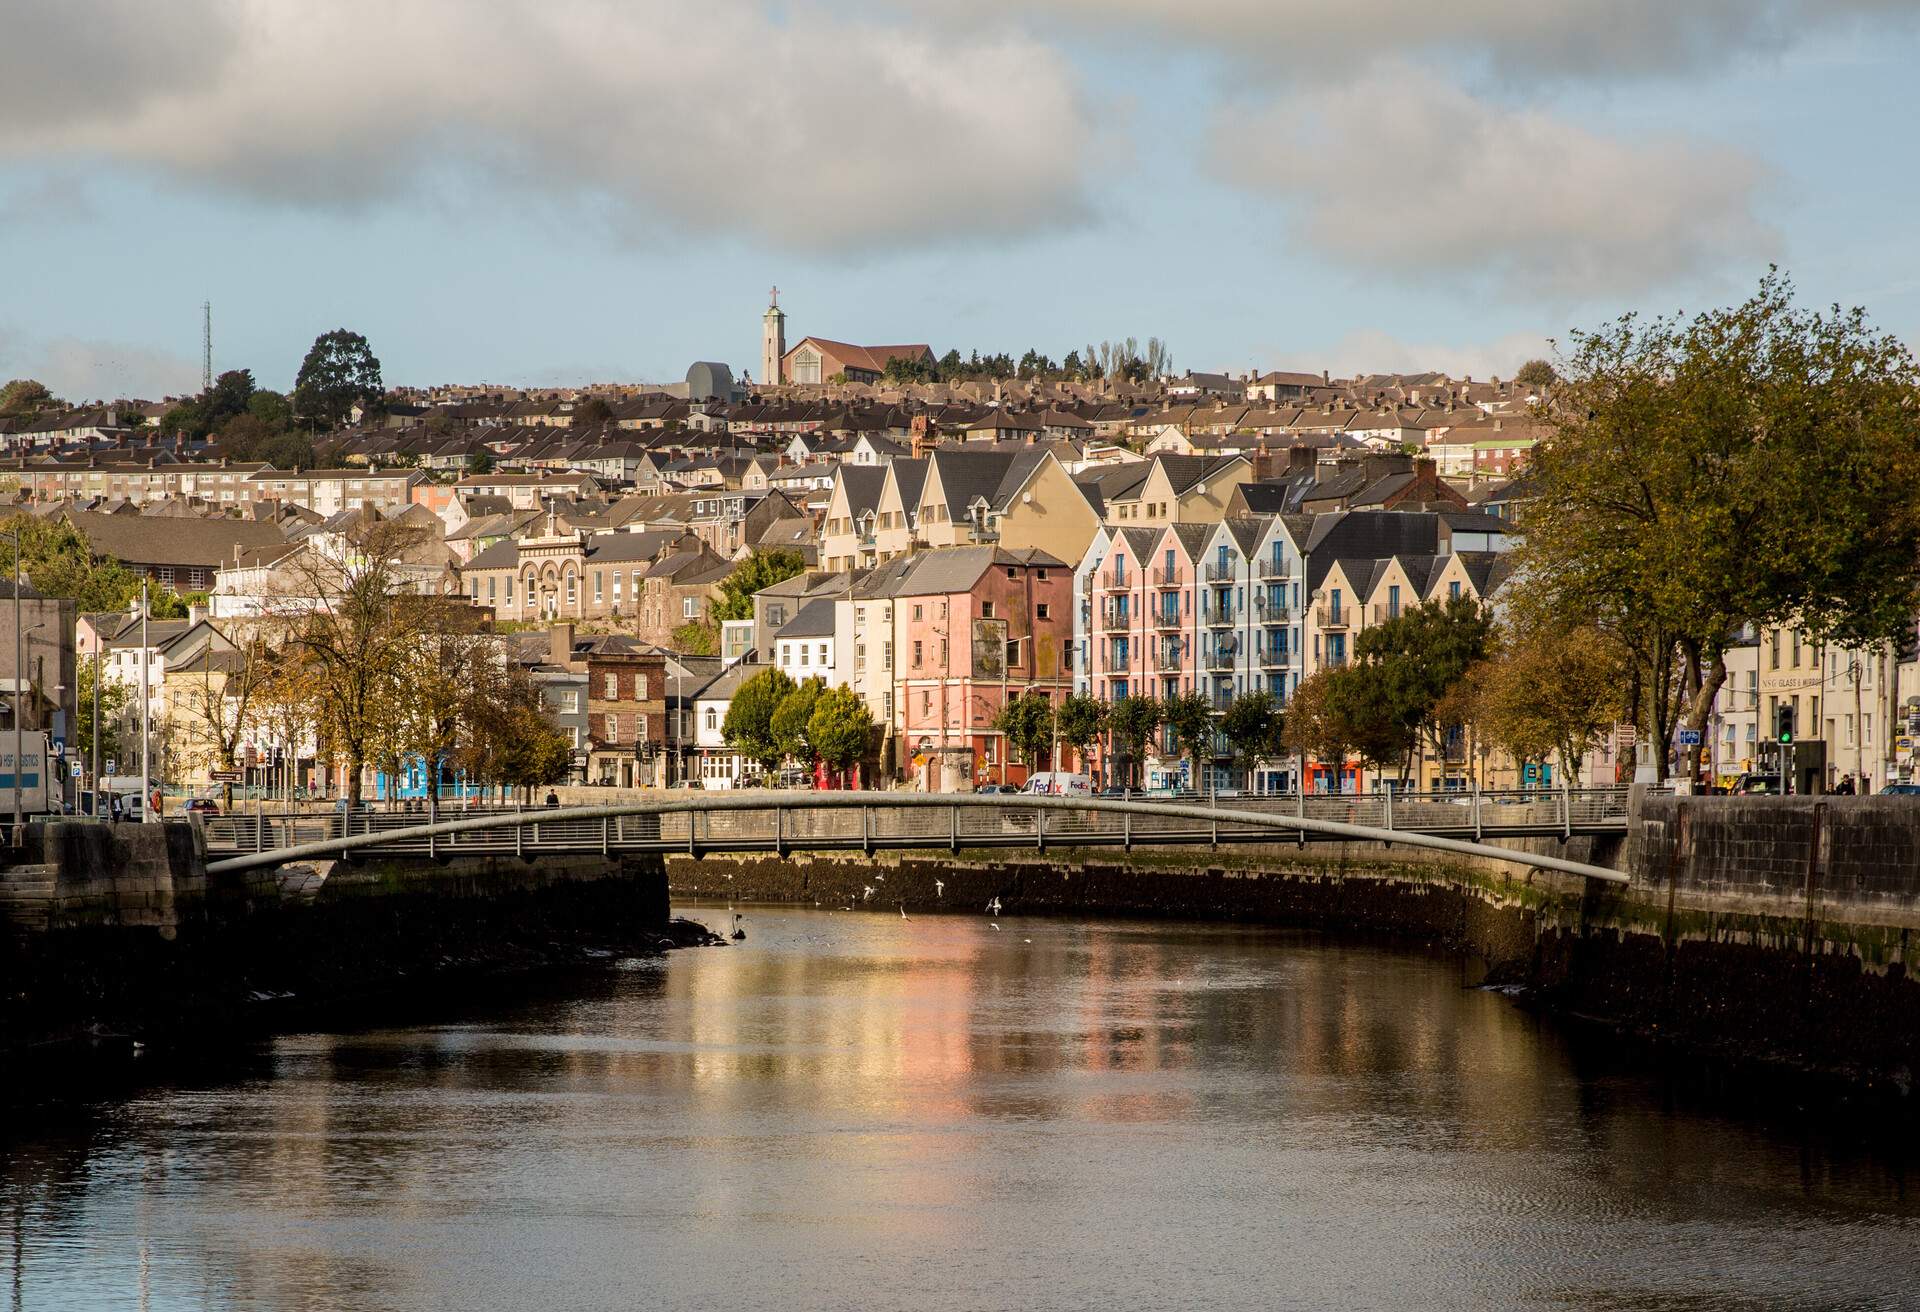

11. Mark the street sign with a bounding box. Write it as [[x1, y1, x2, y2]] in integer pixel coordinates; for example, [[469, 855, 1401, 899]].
[[69, 760, 82, 777], [106, 758, 117, 774], [50, 737, 64, 757], [208, 768, 243, 783], [1675, 729, 1702, 746]]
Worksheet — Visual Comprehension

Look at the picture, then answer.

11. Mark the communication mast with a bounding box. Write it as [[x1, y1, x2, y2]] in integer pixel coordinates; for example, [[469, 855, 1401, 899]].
[[202, 301, 212, 391]]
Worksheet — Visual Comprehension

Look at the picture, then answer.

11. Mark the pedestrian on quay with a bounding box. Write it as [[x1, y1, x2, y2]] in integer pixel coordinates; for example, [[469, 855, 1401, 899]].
[[545, 790, 560, 807]]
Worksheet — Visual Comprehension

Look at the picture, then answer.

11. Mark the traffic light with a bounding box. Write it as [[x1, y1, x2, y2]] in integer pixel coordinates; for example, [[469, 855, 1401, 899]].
[[1777, 704, 1795, 744]]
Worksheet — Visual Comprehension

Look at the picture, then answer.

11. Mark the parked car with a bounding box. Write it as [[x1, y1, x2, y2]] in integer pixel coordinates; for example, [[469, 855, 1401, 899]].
[[976, 783, 1020, 795], [1879, 782, 1920, 796], [1731, 773, 1783, 795], [1021, 772, 1093, 797], [184, 798, 221, 815]]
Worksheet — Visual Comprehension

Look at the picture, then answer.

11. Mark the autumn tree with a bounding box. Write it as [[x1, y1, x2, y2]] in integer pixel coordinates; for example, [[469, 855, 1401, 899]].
[[1515, 359, 1556, 389], [1475, 626, 1629, 785], [1516, 270, 1920, 781], [0, 379, 55, 416], [172, 629, 274, 809]]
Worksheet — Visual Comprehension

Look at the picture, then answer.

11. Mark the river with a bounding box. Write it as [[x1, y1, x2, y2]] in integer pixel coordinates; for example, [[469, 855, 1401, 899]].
[[4, 907, 1916, 1311]]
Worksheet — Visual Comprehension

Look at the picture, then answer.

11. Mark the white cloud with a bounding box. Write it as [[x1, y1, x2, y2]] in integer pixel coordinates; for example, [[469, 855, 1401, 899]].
[[0, 0, 1099, 253], [1268, 328, 1552, 385], [1214, 66, 1777, 298], [0, 328, 200, 404], [881, 0, 1919, 82]]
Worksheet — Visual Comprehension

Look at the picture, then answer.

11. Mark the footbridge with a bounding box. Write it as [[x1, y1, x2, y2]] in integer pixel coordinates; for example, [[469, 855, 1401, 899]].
[[202, 788, 1634, 884]]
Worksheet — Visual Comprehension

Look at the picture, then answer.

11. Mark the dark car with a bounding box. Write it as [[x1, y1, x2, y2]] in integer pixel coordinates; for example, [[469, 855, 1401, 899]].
[[184, 798, 221, 815], [1731, 773, 1783, 795], [1880, 782, 1920, 796]]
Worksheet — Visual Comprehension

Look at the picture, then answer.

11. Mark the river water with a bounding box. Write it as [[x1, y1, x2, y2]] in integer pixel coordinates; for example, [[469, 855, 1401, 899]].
[[4, 907, 1916, 1311]]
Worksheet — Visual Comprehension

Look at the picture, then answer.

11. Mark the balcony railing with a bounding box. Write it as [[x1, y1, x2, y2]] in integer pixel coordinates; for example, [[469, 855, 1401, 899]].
[[1152, 608, 1182, 630], [1370, 603, 1403, 625], [1258, 646, 1289, 668], [1204, 562, 1237, 583], [1254, 594, 1290, 620], [1153, 645, 1184, 671], [1206, 647, 1236, 671], [1108, 651, 1131, 673], [1102, 572, 1131, 591], [1315, 606, 1349, 629], [1205, 605, 1235, 627], [1154, 567, 1181, 588], [1258, 558, 1292, 579]]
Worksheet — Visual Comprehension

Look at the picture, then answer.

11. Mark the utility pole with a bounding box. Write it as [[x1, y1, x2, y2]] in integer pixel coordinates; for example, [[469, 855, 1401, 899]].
[[202, 302, 213, 392], [9, 525, 21, 840]]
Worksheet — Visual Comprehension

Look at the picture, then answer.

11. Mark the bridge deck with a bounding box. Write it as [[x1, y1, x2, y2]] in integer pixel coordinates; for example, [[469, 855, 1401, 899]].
[[203, 788, 1633, 868]]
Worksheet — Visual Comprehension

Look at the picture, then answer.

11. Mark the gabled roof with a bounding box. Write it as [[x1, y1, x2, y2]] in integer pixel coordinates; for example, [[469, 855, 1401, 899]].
[[775, 597, 837, 640]]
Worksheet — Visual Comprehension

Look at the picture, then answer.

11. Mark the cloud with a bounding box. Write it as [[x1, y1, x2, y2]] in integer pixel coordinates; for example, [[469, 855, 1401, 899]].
[[0, 0, 1099, 253], [1268, 328, 1552, 384], [1214, 66, 1777, 298], [0, 327, 200, 404], [881, 0, 1920, 83]]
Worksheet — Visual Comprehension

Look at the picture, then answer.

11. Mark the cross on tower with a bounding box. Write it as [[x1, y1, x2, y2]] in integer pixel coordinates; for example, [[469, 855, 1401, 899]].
[[769, 285, 780, 308]]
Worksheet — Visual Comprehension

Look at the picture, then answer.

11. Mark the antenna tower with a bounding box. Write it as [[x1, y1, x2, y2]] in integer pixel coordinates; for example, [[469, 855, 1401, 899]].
[[202, 301, 212, 391]]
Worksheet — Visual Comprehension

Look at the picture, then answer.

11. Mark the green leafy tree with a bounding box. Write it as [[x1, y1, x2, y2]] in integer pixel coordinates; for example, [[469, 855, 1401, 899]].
[[0, 379, 55, 416], [1108, 695, 1162, 788], [573, 396, 614, 424], [1516, 270, 1920, 781], [670, 620, 717, 656], [770, 677, 825, 766], [722, 667, 796, 774], [1514, 359, 1557, 389], [78, 653, 131, 774], [1061, 350, 1085, 380], [247, 388, 294, 430], [1351, 595, 1494, 782], [1160, 690, 1216, 787], [0, 514, 146, 612], [993, 691, 1055, 768], [1054, 693, 1107, 771], [1220, 690, 1285, 776], [465, 449, 496, 475], [712, 548, 807, 622], [808, 685, 874, 775], [293, 328, 384, 430]]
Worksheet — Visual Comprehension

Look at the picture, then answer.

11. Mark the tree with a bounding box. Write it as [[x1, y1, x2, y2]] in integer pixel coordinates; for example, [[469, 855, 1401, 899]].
[[1054, 693, 1107, 771], [77, 653, 130, 775], [1516, 270, 1920, 781], [808, 685, 874, 777], [458, 660, 573, 800], [1476, 626, 1629, 785], [247, 388, 294, 431], [993, 692, 1054, 769], [1282, 668, 1400, 777], [573, 397, 614, 424], [292, 328, 384, 430], [1351, 595, 1494, 782], [268, 517, 443, 806], [0, 380, 55, 416], [1061, 350, 1085, 381], [1220, 691, 1285, 777], [0, 514, 146, 612], [670, 620, 717, 656], [722, 667, 796, 775], [1514, 359, 1557, 389], [1108, 695, 1162, 788], [771, 677, 825, 767], [465, 449, 496, 475], [712, 549, 807, 622], [173, 631, 273, 810], [1160, 690, 1216, 787]]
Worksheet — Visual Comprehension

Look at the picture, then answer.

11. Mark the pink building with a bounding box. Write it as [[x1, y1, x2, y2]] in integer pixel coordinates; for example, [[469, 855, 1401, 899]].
[[880, 546, 1072, 788]]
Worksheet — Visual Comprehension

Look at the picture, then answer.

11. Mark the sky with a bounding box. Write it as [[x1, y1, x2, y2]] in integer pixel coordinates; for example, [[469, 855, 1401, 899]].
[[2, 0, 1918, 402]]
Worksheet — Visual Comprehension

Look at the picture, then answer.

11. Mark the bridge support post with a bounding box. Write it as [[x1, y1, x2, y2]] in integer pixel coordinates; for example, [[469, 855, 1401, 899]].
[[1296, 787, 1306, 848], [601, 814, 610, 857], [1123, 809, 1132, 852], [949, 804, 959, 855], [1036, 807, 1047, 853], [775, 805, 787, 858], [1383, 785, 1394, 848], [1472, 779, 1482, 842], [516, 809, 524, 859], [862, 806, 873, 856]]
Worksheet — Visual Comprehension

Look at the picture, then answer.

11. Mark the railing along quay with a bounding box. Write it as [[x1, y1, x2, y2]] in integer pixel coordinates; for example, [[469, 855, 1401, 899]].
[[201, 787, 1639, 882]]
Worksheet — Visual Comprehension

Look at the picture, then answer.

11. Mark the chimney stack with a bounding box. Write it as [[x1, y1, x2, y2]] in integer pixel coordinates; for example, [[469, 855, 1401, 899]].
[[549, 620, 575, 668]]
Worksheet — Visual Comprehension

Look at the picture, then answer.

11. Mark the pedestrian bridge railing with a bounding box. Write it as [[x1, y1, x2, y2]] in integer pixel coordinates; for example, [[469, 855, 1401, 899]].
[[201, 788, 1639, 884]]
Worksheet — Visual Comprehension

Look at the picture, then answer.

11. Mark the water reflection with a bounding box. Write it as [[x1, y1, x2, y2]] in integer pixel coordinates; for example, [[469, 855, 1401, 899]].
[[3, 908, 1915, 1311]]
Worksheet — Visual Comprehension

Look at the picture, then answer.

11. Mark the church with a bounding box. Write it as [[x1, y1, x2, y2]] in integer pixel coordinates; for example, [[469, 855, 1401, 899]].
[[761, 288, 934, 386]]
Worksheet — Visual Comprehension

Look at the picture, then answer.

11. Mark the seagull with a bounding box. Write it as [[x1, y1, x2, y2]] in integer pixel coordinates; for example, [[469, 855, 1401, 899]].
[[934, 879, 945, 898], [863, 884, 875, 902], [874, 874, 885, 883], [990, 923, 1001, 931], [986, 897, 1002, 916], [899, 905, 910, 920]]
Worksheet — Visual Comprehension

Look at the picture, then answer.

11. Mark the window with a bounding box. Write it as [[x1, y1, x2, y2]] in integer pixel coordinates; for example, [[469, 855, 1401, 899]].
[[1036, 603, 1050, 620], [800, 645, 810, 666], [683, 597, 698, 618], [817, 643, 828, 665], [883, 641, 893, 670], [604, 674, 617, 698], [913, 604, 923, 621], [605, 714, 619, 743], [1006, 639, 1019, 667], [981, 601, 995, 619], [913, 640, 923, 667], [1036, 569, 1048, 581], [704, 707, 717, 731], [593, 573, 603, 604], [1164, 548, 1175, 576], [769, 605, 787, 625], [1448, 581, 1460, 601]]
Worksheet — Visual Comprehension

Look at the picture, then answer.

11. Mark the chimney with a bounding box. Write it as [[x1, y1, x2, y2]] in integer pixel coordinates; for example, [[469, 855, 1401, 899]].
[[188, 603, 209, 626], [1413, 456, 1436, 481], [1363, 452, 1411, 483], [1322, 369, 1330, 385], [1288, 443, 1317, 478], [549, 620, 576, 668]]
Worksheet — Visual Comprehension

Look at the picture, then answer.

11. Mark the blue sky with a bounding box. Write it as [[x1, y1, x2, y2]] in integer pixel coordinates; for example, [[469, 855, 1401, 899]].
[[2, 0, 1917, 401]]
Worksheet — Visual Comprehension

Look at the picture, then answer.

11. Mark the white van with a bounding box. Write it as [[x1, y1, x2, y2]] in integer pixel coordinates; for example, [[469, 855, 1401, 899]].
[[1021, 772, 1092, 797]]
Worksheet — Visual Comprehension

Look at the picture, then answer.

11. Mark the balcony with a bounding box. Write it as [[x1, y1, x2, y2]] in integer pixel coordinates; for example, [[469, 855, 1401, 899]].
[[1154, 566, 1183, 588], [1153, 645, 1184, 671], [1258, 645, 1289, 668], [1258, 557, 1292, 580], [1205, 606, 1235, 628], [1210, 690, 1235, 712], [1254, 593, 1290, 620], [1206, 645, 1237, 671], [1370, 603, 1403, 625], [1101, 571, 1131, 591], [1108, 651, 1132, 673], [1098, 604, 1130, 630], [1315, 606, 1349, 629], [1204, 561, 1237, 583], [1152, 608, 1182, 631]]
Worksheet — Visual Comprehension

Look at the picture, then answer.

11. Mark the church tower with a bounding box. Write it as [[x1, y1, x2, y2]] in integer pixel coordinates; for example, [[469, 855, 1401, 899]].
[[762, 286, 787, 387]]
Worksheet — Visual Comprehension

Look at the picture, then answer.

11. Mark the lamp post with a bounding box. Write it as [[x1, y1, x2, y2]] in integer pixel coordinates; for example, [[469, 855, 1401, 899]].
[[4, 523, 21, 840], [139, 580, 152, 823]]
